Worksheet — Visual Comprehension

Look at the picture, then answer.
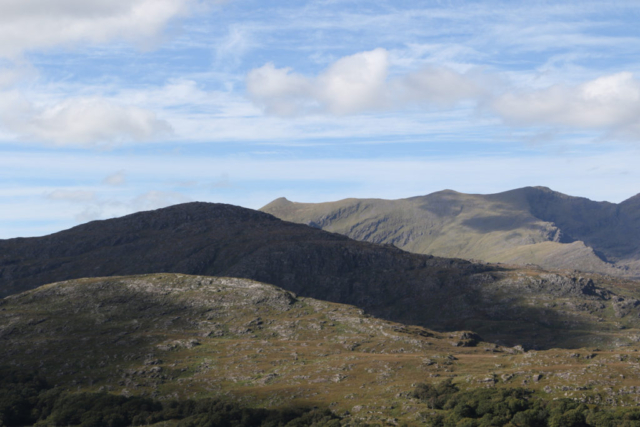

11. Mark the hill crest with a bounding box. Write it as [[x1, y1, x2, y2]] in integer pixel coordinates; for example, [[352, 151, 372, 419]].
[[261, 186, 640, 278]]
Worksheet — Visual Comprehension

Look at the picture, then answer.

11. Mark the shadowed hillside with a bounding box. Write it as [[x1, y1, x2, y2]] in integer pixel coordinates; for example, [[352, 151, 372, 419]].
[[0, 202, 487, 304], [2, 202, 640, 349], [261, 187, 640, 278]]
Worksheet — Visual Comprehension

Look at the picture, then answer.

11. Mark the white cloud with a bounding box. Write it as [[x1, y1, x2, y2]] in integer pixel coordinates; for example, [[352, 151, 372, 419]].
[[247, 51, 640, 141], [492, 72, 640, 138], [103, 170, 127, 186], [0, 63, 38, 89], [247, 48, 483, 116], [0, 0, 212, 58], [394, 67, 487, 108], [317, 48, 390, 114], [246, 63, 316, 116], [0, 94, 172, 147]]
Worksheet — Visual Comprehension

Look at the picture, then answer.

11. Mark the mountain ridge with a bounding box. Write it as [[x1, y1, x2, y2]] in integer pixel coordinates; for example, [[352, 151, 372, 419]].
[[261, 186, 640, 278], [3, 201, 640, 349]]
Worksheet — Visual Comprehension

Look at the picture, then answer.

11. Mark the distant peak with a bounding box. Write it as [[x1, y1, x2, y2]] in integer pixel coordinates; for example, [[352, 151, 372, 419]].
[[260, 197, 295, 211]]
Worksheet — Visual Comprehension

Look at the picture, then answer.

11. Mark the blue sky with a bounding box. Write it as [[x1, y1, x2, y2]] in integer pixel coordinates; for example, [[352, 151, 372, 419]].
[[2, 0, 640, 238]]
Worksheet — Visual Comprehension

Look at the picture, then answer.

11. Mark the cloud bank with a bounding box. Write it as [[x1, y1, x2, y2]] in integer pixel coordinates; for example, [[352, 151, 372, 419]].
[[0, 0, 199, 146], [492, 72, 640, 139], [248, 49, 640, 141], [0, 94, 172, 147], [247, 48, 483, 116], [0, 0, 209, 57]]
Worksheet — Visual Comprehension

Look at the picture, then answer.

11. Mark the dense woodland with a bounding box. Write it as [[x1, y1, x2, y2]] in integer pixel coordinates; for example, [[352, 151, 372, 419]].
[[411, 380, 640, 426], [0, 369, 341, 427], [6, 368, 640, 427]]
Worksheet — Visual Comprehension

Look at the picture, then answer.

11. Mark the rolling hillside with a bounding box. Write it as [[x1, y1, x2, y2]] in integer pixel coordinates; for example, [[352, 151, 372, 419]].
[[3, 274, 640, 424]]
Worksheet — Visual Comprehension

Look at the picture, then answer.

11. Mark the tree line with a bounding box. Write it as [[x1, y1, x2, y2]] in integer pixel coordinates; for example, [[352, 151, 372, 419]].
[[411, 379, 640, 426], [0, 368, 341, 427]]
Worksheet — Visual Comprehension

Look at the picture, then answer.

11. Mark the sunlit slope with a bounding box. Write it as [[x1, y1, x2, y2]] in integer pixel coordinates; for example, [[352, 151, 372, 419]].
[[262, 187, 640, 277], [5, 274, 640, 424]]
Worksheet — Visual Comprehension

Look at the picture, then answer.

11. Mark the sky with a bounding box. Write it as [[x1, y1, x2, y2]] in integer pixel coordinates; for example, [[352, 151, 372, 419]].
[[2, 0, 640, 238]]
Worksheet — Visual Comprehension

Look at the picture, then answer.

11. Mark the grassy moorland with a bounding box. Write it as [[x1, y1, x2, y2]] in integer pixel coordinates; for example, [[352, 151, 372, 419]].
[[4, 274, 640, 425]]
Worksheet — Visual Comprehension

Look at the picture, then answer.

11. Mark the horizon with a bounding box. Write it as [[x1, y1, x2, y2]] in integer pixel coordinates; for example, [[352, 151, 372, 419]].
[[3, 1, 640, 238], [5, 184, 639, 240]]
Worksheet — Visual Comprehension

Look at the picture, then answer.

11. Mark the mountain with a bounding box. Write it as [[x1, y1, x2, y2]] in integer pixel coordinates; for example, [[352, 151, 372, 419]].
[[2, 202, 640, 349], [261, 187, 640, 278], [0, 201, 487, 306], [3, 274, 640, 424]]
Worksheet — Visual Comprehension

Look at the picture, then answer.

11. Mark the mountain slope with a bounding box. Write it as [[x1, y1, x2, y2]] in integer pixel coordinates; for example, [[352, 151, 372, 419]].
[[2, 202, 640, 349], [0, 201, 486, 307], [261, 187, 640, 278], [4, 274, 640, 423]]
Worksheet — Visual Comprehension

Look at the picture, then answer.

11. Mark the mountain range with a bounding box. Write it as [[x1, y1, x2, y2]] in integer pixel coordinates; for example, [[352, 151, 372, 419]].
[[2, 201, 640, 349], [4, 197, 640, 424], [261, 186, 640, 279]]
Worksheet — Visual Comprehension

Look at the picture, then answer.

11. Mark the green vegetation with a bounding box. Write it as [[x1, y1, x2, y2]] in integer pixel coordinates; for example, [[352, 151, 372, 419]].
[[411, 380, 640, 427], [6, 274, 640, 424], [261, 187, 640, 279], [5, 201, 640, 349], [0, 368, 341, 427]]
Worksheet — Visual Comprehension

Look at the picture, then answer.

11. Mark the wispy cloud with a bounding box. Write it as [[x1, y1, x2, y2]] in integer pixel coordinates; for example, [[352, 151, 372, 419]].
[[46, 189, 96, 202], [213, 25, 256, 71], [103, 170, 127, 186], [74, 190, 192, 223]]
